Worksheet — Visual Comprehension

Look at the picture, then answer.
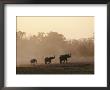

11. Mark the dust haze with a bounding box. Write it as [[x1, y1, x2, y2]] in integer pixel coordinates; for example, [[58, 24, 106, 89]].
[[16, 16, 94, 66]]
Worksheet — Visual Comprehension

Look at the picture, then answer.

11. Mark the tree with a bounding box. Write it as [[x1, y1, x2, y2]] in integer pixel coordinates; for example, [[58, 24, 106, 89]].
[[17, 31, 26, 40]]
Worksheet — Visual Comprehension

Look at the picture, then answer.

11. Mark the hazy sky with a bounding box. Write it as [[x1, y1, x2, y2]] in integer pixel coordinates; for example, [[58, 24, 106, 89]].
[[17, 16, 94, 39]]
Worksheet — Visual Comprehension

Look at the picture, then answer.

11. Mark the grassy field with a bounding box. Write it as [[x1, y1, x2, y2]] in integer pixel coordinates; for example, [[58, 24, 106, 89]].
[[16, 62, 94, 74]]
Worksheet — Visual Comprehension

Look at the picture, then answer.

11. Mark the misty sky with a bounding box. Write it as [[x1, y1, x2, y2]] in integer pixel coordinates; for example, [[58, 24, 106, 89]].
[[17, 16, 94, 39]]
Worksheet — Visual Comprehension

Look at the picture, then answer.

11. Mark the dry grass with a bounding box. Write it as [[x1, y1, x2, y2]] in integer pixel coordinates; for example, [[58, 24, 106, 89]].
[[16, 62, 94, 74]]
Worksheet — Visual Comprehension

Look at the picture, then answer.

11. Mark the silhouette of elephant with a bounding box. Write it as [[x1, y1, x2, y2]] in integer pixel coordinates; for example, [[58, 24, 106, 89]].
[[45, 56, 55, 64], [30, 58, 37, 65], [59, 54, 71, 64]]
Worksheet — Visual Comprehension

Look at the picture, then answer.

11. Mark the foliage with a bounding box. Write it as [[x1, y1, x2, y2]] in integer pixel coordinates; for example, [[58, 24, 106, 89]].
[[17, 31, 94, 65]]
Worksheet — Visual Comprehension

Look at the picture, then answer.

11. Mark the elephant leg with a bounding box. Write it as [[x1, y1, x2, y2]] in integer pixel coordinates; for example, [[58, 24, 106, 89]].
[[61, 60, 63, 64], [60, 60, 62, 64]]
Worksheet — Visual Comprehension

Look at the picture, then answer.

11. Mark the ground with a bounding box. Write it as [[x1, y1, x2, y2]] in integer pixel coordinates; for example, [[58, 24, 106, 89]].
[[16, 62, 94, 74]]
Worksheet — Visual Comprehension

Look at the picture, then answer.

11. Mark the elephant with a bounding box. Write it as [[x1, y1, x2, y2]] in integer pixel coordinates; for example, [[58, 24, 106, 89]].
[[45, 56, 55, 64], [59, 54, 71, 64], [30, 58, 37, 65]]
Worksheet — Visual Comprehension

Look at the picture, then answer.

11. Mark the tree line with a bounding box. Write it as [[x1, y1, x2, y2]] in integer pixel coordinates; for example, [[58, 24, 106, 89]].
[[16, 31, 94, 65]]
